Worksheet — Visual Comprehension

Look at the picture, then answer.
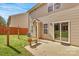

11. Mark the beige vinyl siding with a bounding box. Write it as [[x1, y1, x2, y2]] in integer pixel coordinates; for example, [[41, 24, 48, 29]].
[[54, 3, 79, 12], [29, 3, 79, 46], [30, 4, 47, 18], [30, 3, 79, 19], [37, 5, 79, 46], [29, 3, 79, 39]]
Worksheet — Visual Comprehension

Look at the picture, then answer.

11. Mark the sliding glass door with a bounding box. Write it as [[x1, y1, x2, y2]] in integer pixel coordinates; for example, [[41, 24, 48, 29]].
[[54, 21, 70, 43]]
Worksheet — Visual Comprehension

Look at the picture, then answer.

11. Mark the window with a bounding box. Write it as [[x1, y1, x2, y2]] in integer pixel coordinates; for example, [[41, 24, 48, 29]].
[[54, 3, 61, 10], [44, 24, 48, 34], [48, 3, 53, 12]]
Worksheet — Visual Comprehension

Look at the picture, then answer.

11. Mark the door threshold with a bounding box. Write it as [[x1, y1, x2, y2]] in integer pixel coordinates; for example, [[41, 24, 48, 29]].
[[61, 42, 71, 46]]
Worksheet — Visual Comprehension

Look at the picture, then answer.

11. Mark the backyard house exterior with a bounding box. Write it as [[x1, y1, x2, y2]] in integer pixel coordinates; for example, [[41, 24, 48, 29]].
[[27, 3, 79, 46], [8, 13, 29, 34]]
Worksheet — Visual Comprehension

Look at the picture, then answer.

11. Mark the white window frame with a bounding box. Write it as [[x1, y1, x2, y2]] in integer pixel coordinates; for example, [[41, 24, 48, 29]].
[[44, 24, 48, 34], [48, 3, 54, 12], [53, 3, 62, 12], [48, 3, 62, 12]]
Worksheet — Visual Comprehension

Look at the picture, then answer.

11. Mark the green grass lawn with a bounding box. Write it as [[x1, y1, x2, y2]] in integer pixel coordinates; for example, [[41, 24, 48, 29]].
[[0, 35, 32, 56]]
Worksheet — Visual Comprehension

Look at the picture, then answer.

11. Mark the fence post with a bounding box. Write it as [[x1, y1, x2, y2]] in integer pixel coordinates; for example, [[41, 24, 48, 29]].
[[18, 25, 20, 39], [7, 27, 9, 46]]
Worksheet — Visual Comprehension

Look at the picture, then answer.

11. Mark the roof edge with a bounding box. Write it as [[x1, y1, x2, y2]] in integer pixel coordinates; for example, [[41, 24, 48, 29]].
[[26, 3, 46, 14]]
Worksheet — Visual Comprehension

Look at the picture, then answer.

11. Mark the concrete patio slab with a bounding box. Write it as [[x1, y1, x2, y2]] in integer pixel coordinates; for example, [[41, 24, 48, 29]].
[[25, 40, 79, 56]]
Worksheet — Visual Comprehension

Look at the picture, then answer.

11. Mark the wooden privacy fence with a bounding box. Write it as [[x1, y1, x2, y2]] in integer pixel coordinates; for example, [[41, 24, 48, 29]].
[[0, 26, 6, 34], [0, 26, 28, 35]]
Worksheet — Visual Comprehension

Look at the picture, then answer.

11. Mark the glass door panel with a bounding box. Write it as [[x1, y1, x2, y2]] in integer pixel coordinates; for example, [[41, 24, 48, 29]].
[[61, 22, 68, 42], [54, 23, 60, 40]]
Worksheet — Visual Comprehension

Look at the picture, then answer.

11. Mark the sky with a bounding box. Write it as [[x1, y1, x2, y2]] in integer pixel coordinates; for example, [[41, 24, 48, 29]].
[[0, 3, 36, 22]]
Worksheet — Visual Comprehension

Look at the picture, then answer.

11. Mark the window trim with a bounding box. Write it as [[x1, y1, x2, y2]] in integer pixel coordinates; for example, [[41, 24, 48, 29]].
[[48, 3, 62, 12], [54, 3, 62, 11], [44, 24, 48, 34], [48, 3, 53, 12]]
